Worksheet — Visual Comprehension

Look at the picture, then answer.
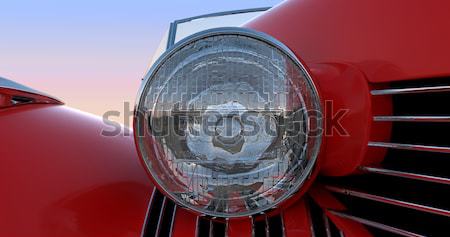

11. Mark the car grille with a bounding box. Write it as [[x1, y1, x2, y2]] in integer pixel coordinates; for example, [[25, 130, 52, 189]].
[[324, 78, 450, 237], [141, 188, 286, 237], [140, 79, 450, 237]]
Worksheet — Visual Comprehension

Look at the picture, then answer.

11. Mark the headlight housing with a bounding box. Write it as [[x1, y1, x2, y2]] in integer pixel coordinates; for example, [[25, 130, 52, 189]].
[[135, 27, 322, 218]]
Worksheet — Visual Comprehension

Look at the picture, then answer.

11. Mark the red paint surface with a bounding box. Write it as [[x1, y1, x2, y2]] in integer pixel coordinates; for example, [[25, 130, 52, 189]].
[[244, 0, 450, 177], [171, 207, 198, 237], [247, 0, 450, 83], [309, 185, 372, 237], [0, 87, 62, 109], [0, 104, 152, 237], [227, 218, 253, 237], [283, 199, 313, 237]]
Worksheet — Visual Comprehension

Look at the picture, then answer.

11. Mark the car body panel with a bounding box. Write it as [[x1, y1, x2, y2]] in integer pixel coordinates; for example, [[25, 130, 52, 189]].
[[0, 104, 152, 237], [3, 0, 449, 236], [246, 0, 450, 83]]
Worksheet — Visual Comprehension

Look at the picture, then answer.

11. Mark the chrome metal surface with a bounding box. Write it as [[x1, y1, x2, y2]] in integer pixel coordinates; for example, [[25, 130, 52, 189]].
[[264, 215, 270, 237], [224, 219, 229, 237], [168, 205, 177, 237], [155, 197, 167, 236], [326, 186, 450, 217], [371, 85, 450, 95], [368, 142, 450, 154], [174, 7, 270, 24], [0, 77, 61, 103], [195, 216, 201, 237], [323, 213, 332, 237], [251, 216, 256, 237], [279, 212, 286, 237], [373, 116, 450, 122], [329, 211, 425, 237], [306, 202, 316, 237], [208, 219, 214, 237], [360, 166, 450, 185], [167, 22, 177, 49], [166, 7, 270, 48], [140, 187, 157, 237]]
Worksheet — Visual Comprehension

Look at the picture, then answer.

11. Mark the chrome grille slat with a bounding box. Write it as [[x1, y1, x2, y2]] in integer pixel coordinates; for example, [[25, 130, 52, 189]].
[[371, 85, 450, 95], [195, 216, 201, 237], [373, 116, 450, 122], [368, 141, 450, 154], [323, 212, 332, 237], [168, 205, 177, 237], [326, 186, 450, 217], [209, 219, 214, 237], [306, 201, 316, 237], [141, 187, 157, 237], [142, 188, 171, 237], [344, 80, 450, 236], [264, 215, 270, 237], [360, 166, 450, 185], [329, 211, 425, 237], [155, 197, 168, 236]]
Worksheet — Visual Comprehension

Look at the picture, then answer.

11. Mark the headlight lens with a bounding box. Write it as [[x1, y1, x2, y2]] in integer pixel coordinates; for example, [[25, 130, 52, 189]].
[[135, 28, 322, 218]]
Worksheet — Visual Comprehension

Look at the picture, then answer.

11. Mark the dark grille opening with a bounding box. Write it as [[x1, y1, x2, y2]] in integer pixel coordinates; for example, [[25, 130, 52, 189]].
[[382, 149, 450, 179], [143, 189, 165, 237], [388, 77, 450, 116], [389, 122, 450, 147], [327, 218, 341, 237], [333, 193, 448, 236], [323, 173, 450, 216], [308, 198, 328, 237], [311, 199, 343, 237], [308, 196, 342, 237], [392, 92, 450, 116], [141, 191, 287, 237], [389, 77, 450, 88], [158, 200, 176, 237], [343, 78, 450, 236], [365, 226, 405, 237], [210, 219, 226, 237], [252, 216, 267, 237], [197, 217, 211, 237], [267, 215, 283, 237]]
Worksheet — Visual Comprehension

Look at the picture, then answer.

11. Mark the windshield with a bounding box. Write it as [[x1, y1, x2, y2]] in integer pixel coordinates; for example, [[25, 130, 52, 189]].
[[148, 7, 270, 67]]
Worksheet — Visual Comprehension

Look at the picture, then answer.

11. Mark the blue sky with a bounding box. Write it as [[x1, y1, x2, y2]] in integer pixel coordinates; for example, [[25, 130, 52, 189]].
[[0, 0, 282, 125]]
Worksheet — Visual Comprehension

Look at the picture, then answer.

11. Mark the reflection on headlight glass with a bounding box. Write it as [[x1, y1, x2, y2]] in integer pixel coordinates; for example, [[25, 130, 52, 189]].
[[136, 32, 321, 217]]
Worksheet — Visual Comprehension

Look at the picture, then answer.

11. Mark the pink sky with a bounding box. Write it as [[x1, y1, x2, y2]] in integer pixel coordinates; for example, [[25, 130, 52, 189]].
[[1, 0, 281, 126]]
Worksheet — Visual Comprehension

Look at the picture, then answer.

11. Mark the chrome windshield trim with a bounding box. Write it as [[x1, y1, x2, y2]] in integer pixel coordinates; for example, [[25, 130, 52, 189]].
[[166, 7, 271, 48], [175, 7, 270, 25]]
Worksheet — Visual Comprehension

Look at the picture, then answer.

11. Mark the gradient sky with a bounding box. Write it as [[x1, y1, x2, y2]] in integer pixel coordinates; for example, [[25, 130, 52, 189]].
[[1, 0, 282, 126]]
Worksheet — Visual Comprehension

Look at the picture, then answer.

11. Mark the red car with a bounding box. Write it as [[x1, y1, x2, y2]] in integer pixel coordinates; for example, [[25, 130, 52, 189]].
[[1, 0, 449, 236]]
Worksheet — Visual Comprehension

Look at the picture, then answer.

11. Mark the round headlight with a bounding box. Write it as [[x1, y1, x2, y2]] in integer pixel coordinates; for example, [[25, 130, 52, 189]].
[[135, 27, 322, 218]]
